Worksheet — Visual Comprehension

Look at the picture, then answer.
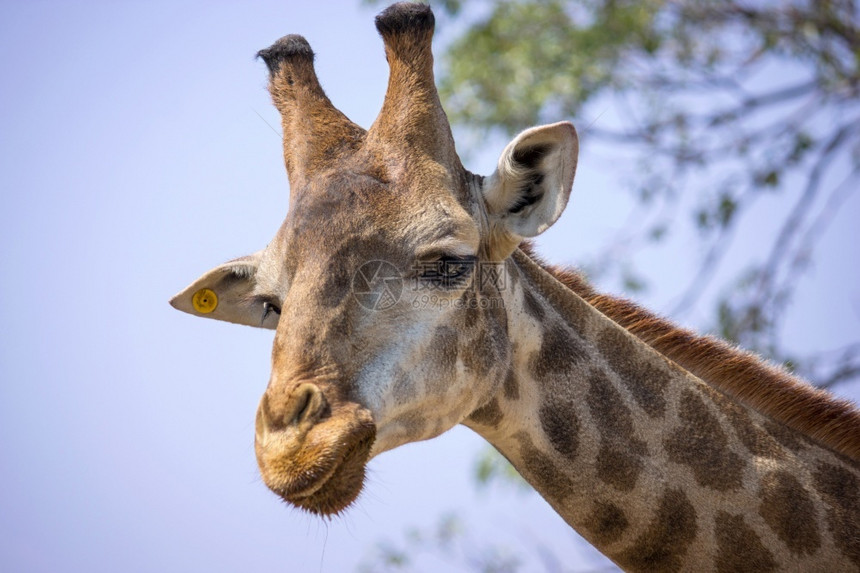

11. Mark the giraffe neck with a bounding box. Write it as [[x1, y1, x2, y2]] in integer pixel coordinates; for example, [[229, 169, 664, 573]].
[[464, 249, 860, 571]]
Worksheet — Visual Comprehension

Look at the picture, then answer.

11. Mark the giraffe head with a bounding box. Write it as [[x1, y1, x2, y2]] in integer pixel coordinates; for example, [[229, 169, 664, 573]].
[[170, 3, 578, 515]]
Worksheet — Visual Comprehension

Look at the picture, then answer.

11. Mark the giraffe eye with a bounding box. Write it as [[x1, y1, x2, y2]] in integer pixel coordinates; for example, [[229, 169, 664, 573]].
[[441, 258, 473, 279], [260, 300, 282, 325], [417, 255, 476, 288]]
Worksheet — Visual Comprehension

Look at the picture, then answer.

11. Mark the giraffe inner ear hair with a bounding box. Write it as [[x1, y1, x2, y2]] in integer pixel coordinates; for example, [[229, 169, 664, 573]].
[[507, 143, 552, 214], [483, 122, 579, 240]]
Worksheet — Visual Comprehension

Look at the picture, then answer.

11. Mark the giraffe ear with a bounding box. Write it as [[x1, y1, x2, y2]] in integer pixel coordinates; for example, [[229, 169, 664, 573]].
[[482, 122, 578, 246], [169, 251, 278, 330]]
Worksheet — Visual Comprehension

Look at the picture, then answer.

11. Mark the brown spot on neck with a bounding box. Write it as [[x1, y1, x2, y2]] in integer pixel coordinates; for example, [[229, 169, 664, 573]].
[[665, 389, 746, 491], [596, 327, 669, 418], [722, 402, 787, 460], [514, 432, 573, 503], [587, 370, 644, 449], [529, 321, 587, 381], [584, 501, 630, 545], [759, 470, 822, 555], [813, 461, 860, 566], [586, 370, 647, 491], [522, 288, 546, 321], [539, 398, 580, 460], [468, 398, 503, 428], [503, 363, 520, 400], [615, 488, 697, 572], [763, 419, 808, 453], [715, 512, 777, 572]]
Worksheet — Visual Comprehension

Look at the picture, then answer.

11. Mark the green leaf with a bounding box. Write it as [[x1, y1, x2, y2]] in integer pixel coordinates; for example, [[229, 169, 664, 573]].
[[648, 224, 668, 241], [755, 169, 780, 188], [622, 268, 647, 293], [695, 208, 711, 231], [474, 447, 530, 491], [717, 194, 737, 227], [788, 132, 814, 164]]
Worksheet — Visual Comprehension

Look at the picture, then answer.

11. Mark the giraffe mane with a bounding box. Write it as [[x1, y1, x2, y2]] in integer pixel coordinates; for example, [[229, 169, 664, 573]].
[[519, 242, 860, 462]]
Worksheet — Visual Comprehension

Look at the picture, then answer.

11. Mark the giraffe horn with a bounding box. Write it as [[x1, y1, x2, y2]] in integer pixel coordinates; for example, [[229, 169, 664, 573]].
[[257, 35, 365, 192], [368, 3, 461, 174]]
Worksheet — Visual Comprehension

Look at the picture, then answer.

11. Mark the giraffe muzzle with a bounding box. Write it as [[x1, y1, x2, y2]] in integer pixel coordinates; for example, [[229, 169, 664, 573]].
[[254, 382, 377, 515]]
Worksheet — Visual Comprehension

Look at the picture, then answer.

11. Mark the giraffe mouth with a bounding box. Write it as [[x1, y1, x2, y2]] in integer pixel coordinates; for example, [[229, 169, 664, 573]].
[[257, 419, 377, 516]]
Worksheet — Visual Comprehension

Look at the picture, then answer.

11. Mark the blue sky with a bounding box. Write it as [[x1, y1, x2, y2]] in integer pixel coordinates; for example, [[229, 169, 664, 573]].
[[1, 2, 858, 572]]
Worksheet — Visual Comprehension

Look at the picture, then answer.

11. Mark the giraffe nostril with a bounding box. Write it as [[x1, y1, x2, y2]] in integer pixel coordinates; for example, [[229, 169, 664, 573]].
[[292, 387, 312, 422], [258, 383, 327, 436], [289, 383, 325, 426], [257, 383, 328, 439]]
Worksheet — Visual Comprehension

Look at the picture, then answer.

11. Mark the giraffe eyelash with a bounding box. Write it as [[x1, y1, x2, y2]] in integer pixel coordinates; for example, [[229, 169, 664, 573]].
[[261, 301, 281, 322], [246, 294, 282, 325], [416, 254, 477, 287]]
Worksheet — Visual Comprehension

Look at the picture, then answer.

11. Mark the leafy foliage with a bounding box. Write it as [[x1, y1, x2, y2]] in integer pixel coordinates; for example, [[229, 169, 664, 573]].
[[360, 513, 523, 572], [474, 446, 529, 489]]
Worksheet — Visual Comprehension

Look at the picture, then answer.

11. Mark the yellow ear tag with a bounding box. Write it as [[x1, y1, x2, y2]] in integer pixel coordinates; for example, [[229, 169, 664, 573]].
[[192, 288, 218, 314]]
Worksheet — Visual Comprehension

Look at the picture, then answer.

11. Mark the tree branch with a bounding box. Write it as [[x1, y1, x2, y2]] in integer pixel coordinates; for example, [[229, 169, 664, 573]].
[[753, 119, 860, 304]]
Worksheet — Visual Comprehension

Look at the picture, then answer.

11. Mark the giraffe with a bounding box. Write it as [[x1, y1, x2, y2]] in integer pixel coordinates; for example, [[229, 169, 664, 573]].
[[170, 3, 860, 570]]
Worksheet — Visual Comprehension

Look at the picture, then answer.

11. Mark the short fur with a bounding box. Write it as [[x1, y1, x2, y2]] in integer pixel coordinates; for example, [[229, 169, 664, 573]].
[[375, 2, 435, 36], [520, 241, 860, 461]]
